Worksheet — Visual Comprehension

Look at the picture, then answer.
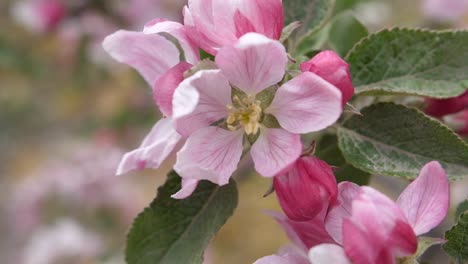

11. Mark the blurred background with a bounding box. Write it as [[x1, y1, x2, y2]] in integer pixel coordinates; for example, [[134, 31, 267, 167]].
[[1, 0, 467, 263]]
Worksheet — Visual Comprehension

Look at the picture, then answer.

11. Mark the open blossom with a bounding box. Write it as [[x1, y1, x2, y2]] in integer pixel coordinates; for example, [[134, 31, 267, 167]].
[[274, 156, 338, 221], [256, 161, 450, 264], [183, 0, 284, 55], [12, 0, 67, 33], [171, 33, 342, 197], [422, 0, 468, 22], [300, 51, 354, 106]]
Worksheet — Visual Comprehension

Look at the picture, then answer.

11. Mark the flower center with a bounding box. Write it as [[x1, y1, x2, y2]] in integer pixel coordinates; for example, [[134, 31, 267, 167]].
[[226, 95, 262, 135]]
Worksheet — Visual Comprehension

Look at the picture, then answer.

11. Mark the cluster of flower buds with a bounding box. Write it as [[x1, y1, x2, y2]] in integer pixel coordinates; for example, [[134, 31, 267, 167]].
[[256, 160, 449, 264]]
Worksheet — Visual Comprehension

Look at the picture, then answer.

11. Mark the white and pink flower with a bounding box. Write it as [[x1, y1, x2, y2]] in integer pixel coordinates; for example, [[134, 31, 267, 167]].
[[183, 0, 284, 55], [171, 33, 342, 197]]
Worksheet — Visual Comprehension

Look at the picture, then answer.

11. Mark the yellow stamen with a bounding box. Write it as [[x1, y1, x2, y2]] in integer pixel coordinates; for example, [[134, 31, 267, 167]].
[[226, 95, 262, 135]]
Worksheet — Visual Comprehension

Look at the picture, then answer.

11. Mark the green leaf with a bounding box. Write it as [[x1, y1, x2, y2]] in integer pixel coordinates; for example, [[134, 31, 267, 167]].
[[315, 134, 370, 185], [283, 0, 335, 37], [126, 171, 238, 264], [443, 211, 468, 263], [400, 237, 446, 264], [337, 103, 468, 180], [457, 200, 468, 219], [347, 28, 468, 98], [328, 12, 368, 57]]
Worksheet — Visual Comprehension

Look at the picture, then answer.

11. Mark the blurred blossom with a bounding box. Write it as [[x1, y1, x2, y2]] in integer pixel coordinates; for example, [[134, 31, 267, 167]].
[[22, 219, 103, 264], [354, 1, 392, 30], [422, 0, 468, 22], [12, 0, 68, 33], [8, 140, 144, 262]]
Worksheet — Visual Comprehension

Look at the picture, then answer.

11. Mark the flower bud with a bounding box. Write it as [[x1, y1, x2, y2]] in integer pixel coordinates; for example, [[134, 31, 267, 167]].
[[425, 90, 468, 117], [300, 51, 354, 106], [273, 156, 338, 221]]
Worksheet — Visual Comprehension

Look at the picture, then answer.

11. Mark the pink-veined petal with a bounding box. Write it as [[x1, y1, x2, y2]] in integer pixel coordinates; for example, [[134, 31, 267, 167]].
[[325, 182, 361, 245], [308, 244, 351, 264], [251, 128, 302, 177], [396, 161, 450, 236], [154, 62, 193, 117], [102, 30, 179, 86], [143, 20, 200, 64], [268, 211, 336, 252], [342, 187, 417, 264], [267, 72, 342, 134], [174, 126, 243, 185], [172, 69, 231, 137], [171, 178, 200, 199], [300, 50, 354, 106], [215, 33, 287, 95], [116, 118, 182, 175]]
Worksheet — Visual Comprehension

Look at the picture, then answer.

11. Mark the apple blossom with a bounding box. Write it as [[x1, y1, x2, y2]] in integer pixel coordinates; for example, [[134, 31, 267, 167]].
[[422, 0, 468, 22], [171, 33, 342, 194], [183, 0, 284, 55], [274, 156, 338, 221], [300, 51, 355, 106], [12, 0, 67, 33]]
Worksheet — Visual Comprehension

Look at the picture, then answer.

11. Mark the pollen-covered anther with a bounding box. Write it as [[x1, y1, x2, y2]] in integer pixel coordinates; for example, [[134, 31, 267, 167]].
[[226, 95, 262, 135]]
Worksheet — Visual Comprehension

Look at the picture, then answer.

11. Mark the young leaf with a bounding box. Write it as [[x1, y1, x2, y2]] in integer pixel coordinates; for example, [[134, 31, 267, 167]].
[[126, 171, 238, 264], [457, 200, 468, 218], [328, 12, 368, 57], [283, 0, 335, 37], [443, 211, 468, 263], [337, 103, 468, 180], [400, 237, 446, 264], [315, 134, 370, 185], [347, 28, 468, 98]]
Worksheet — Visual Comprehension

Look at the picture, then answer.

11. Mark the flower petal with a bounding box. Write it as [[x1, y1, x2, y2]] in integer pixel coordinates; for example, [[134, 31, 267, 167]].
[[396, 161, 450, 236], [171, 178, 200, 199], [116, 118, 182, 175], [154, 62, 193, 117], [274, 156, 338, 221], [308, 244, 351, 264], [300, 50, 354, 106], [215, 33, 287, 94], [174, 126, 244, 185], [268, 211, 336, 252], [102, 30, 179, 86], [253, 255, 299, 264], [325, 182, 361, 245], [143, 20, 200, 64], [172, 69, 231, 137], [251, 128, 302, 177], [267, 72, 342, 134]]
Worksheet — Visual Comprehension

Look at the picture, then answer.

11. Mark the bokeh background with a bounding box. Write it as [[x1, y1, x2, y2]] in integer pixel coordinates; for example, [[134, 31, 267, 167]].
[[1, 0, 467, 263]]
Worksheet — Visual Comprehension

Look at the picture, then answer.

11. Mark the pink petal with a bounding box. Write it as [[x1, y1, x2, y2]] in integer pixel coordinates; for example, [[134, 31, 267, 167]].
[[253, 255, 299, 264], [300, 51, 354, 106], [102, 30, 179, 86], [269, 211, 336, 252], [215, 33, 287, 95], [342, 187, 417, 263], [143, 20, 200, 64], [251, 128, 302, 177], [174, 126, 244, 185], [425, 90, 468, 117], [308, 244, 351, 264], [325, 182, 361, 245], [153, 62, 193, 117], [116, 118, 182, 175], [184, 0, 283, 55], [267, 72, 342, 134], [396, 161, 450, 236], [172, 69, 231, 137], [171, 178, 200, 199], [274, 156, 338, 221]]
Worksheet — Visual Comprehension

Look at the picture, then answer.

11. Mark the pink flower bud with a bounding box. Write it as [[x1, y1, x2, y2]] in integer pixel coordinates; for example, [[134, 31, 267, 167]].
[[274, 156, 338, 221], [13, 0, 67, 33], [425, 90, 468, 117], [300, 51, 354, 106]]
